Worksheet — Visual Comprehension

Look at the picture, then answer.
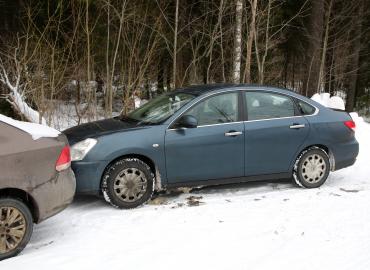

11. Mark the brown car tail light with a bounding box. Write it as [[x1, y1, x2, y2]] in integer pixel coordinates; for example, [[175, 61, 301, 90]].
[[344, 120, 356, 132], [56, 145, 71, 171]]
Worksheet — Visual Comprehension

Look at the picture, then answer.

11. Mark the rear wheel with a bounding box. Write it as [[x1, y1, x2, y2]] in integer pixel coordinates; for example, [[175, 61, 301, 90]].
[[293, 148, 330, 188], [102, 158, 154, 209], [0, 198, 33, 261]]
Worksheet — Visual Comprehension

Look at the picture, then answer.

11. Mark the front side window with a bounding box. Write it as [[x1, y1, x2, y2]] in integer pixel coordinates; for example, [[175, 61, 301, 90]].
[[245, 91, 295, 121], [184, 92, 239, 126], [126, 92, 196, 124]]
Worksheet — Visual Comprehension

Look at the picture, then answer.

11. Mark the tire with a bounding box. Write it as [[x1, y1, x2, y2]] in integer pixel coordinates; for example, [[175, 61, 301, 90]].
[[293, 147, 330, 188], [0, 198, 33, 261], [101, 158, 154, 209]]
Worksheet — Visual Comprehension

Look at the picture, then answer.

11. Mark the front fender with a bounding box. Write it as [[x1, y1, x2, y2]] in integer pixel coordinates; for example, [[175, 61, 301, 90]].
[[78, 125, 168, 192]]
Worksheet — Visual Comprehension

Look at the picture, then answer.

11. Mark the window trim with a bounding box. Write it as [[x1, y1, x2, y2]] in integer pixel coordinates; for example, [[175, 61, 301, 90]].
[[168, 90, 241, 129], [243, 90, 311, 122], [167, 88, 320, 129], [294, 98, 317, 116]]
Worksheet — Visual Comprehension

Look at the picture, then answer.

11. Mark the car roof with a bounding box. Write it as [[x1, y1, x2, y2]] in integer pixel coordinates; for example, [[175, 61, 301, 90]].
[[173, 83, 295, 96], [172, 84, 325, 110], [171, 84, 232, 96]]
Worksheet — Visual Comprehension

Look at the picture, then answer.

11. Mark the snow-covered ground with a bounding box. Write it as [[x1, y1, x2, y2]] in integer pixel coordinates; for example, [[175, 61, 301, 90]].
[[2, 117, 370, 270]]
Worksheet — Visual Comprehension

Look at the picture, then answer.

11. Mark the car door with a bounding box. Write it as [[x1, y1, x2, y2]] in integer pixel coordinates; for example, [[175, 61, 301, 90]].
[[165, 91, 244, 184], [244, 91, 309, 176]]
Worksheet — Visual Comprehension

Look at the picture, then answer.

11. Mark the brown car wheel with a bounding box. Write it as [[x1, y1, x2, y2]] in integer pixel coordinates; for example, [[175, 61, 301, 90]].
[[0, 198, 33, 261], [101, 158, 154, 209]]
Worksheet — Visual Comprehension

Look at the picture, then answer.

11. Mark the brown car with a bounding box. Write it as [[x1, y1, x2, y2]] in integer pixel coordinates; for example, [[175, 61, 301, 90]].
[[0, 120, 76, 260]]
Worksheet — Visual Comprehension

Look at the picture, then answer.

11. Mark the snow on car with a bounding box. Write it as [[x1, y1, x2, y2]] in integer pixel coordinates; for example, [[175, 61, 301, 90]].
[[0, 114, 60, 140]]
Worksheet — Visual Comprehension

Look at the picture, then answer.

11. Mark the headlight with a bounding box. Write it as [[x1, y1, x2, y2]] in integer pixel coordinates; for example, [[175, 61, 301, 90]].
[[71, 138, 97, 161]]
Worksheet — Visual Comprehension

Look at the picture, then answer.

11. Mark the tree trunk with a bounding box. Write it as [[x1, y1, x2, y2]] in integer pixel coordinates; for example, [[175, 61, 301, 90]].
[[318, 0, 332, 94], [346, 1, 364, 112], [86, 0, 92, 121], [105, 0, 112, 117], [173, 0, 179, 88], [243, 0, 257, 84], [157, 55, 164, 95], [303, 0, 324, 97], [232, 0, 243, 83]]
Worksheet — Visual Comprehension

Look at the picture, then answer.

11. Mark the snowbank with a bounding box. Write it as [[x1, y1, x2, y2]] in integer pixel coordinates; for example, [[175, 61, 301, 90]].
[[350, 112, 362, 122], [311, 93, 345, 110], [0, 114, 60, 140]]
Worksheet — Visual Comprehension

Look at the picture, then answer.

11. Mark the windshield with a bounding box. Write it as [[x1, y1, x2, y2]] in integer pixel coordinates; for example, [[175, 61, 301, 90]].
[[126, 92, 196, 124]]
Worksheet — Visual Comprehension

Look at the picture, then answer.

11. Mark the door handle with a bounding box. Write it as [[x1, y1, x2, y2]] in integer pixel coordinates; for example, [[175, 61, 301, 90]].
[[225, 131, 243, 137], [290, 124, 305, 129]]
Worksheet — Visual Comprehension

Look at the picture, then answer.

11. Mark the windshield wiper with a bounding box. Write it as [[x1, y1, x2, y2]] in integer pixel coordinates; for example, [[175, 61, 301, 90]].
[[116, 115, 139, 123]]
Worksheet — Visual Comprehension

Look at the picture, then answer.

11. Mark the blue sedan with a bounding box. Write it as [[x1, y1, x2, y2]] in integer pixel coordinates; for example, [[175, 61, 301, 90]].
[[64, 84, 359, 208]]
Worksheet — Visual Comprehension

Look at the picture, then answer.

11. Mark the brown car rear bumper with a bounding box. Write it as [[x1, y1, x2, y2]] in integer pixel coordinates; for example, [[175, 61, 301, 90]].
[[31, 168, 76, 223]]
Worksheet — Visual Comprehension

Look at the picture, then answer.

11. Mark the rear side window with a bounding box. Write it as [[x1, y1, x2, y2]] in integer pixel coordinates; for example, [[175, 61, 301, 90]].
[[245, 92, 295, 121], [297, 100, 316, 115]]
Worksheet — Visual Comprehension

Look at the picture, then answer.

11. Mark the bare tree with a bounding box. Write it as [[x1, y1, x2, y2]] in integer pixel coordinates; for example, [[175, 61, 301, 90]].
[[173, 0, 180, 88], [232, 0, 243, 83], [346, 0, 364, 111], [243, 0, 257, 83], [303, 0, 324, 96]]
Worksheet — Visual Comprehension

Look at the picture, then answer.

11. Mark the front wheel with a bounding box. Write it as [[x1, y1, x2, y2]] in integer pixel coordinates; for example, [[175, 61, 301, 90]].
[[0, 198, 33, 261], [102, 158, 154, 209], [293, 148, 330, 188]]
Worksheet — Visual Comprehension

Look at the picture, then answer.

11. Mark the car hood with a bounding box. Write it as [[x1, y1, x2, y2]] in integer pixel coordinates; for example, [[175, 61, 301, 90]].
[[63, 117, 139, 145]]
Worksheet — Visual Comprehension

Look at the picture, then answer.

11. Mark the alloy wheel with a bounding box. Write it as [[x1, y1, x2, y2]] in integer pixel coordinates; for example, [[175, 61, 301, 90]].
[[0, 207, 27, 254]]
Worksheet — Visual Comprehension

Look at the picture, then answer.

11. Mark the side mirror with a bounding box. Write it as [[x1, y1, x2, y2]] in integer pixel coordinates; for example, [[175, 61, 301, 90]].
[[177, 115, 198, 128]]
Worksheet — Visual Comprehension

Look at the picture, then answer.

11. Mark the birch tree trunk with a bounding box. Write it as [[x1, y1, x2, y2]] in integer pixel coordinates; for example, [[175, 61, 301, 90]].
[[232, 0, 243, 83], [243, 0, 257, 83]]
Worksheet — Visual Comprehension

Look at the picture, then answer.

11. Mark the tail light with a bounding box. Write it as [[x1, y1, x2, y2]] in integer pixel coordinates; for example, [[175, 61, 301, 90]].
[[344, 120, 356, 131], [56, 145, 71, 171]]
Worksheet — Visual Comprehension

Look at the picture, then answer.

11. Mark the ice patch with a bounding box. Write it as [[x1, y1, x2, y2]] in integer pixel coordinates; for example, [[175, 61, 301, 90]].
[[0, 114, 60, 140]]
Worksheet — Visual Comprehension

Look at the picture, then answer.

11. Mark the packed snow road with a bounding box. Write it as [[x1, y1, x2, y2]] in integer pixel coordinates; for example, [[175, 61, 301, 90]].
[[1, 116, 370, 270]]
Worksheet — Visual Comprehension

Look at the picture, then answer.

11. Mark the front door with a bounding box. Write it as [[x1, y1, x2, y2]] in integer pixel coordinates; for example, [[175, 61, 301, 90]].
[[165, 92, 244, 184]]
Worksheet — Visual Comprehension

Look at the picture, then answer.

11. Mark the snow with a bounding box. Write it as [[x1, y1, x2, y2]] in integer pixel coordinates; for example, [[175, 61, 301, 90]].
[[328, 96, 345, 110], [0, 67, 46, 124], [1, 117, 370, 269], [11, 90, 47, 125], [0, 114, 60, 140], [311, 93, 346, 110]]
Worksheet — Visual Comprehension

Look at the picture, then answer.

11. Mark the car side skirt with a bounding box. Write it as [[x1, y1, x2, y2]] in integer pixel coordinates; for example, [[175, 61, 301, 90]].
[[165, 172, 292, 189]]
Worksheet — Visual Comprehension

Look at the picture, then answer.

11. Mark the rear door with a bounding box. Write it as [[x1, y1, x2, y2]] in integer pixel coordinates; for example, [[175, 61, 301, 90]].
[[243, 91, 309, 176]]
